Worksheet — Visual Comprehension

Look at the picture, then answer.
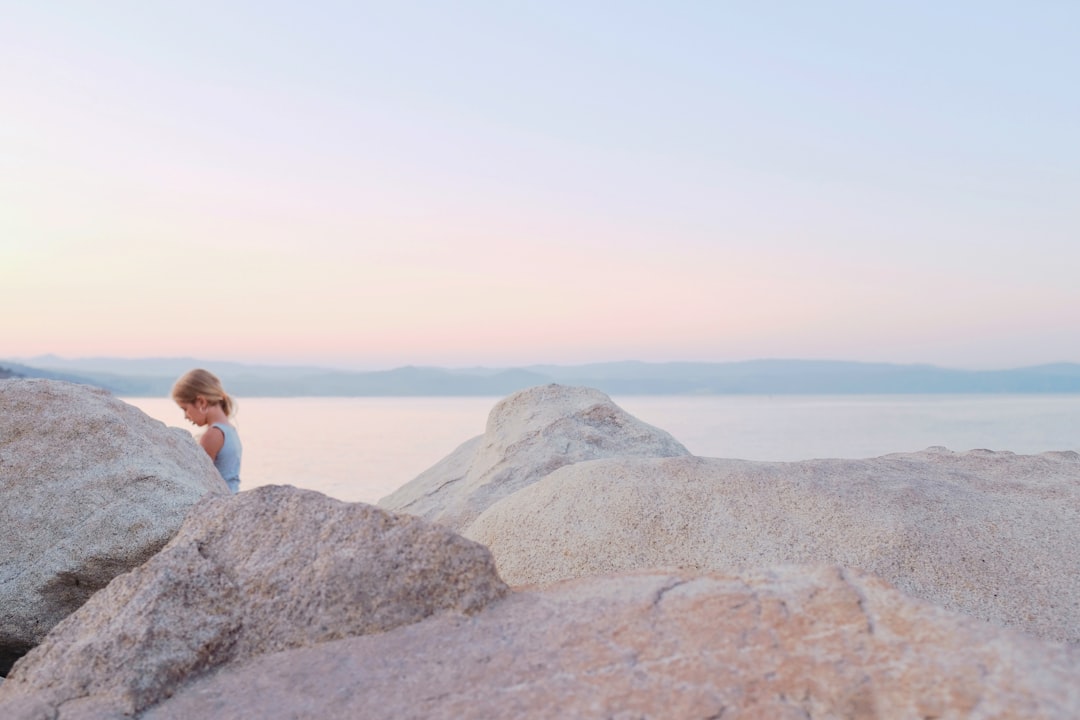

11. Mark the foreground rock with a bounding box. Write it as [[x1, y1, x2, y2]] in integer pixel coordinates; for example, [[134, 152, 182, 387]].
[[142, 565, 1080, 719], [379, 384, 689, 532], [0, 379, 227, 673], [0, 485, 508, 718], [467, 449, 1080, 643]]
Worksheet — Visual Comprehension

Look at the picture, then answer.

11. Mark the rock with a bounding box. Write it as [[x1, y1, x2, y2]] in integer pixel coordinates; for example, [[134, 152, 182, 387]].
[[379, 384, 690, 532], [466, 449, 1080, 643], [140, 565, 1080, 719], [0, 379, 227, 672], [0, 485, 508, 717]]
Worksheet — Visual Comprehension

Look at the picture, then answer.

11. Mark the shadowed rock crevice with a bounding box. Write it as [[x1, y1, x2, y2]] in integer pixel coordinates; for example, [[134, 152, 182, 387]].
[[38, 555, 152, 622], [839, 566, 878, 637], [0, 642, 32, 677], [651, 578, 692, 608]]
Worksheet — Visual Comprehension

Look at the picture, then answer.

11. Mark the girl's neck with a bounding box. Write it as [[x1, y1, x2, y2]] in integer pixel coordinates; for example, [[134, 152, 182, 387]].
[[204, 405, 230, 426]]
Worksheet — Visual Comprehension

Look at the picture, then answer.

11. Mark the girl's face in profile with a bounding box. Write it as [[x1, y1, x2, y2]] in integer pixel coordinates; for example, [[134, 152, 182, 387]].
[[177, 399, 208, 427]]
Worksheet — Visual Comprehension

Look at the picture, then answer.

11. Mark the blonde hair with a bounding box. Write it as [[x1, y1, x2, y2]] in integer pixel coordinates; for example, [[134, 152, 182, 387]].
[[171, 368, 236, 417]]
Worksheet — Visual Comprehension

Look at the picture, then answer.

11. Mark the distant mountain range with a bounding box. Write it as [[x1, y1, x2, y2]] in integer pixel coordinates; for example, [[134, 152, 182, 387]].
[[3, 356, 1080, 397]]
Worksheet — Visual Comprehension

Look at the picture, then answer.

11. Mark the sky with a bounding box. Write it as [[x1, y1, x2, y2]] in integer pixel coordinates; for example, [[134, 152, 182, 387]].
[[2, 2, 1077, 371]]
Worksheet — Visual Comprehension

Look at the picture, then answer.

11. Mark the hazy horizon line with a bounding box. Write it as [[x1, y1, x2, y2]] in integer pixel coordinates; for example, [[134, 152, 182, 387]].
[[7, 353, 1080, 374]]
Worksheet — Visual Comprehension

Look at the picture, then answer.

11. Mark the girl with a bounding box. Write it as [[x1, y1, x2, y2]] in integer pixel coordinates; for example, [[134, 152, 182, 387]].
[[172, 368, 243, 493]]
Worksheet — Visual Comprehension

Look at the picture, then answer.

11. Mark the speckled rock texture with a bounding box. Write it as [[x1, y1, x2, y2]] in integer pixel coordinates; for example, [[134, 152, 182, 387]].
[[378, 384, 690, 532], [139, 565, 1080, 719], [0, 379, 227, 673], [0, 485, 507, 718], [466, 449, 1080, 643]]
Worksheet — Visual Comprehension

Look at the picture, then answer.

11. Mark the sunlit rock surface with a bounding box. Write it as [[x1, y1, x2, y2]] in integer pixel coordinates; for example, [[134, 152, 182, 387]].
[[143, 565, 1080, 719], [7, 382, 1078, 718], [0, 485, 507, 718], [379, 384, 690, 532], [467, 448, 1080, 643], [0, 379, 227, 673]]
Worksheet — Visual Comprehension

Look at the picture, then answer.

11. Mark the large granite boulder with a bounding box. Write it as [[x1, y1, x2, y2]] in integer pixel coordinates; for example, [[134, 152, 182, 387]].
[[0, 379, 227, 673], [379, 384, 690, 532], [466, 449, 1080, 643], [0, 485, 508, 718], [139, 565, 1080, 718]]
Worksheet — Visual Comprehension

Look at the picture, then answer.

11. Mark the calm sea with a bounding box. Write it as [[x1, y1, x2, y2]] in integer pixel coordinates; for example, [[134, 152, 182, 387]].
[[123, 394, 1080, 504]]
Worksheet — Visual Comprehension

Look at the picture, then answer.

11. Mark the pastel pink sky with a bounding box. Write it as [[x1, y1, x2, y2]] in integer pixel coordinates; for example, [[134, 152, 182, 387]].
[[3, 3, 1078, 370]]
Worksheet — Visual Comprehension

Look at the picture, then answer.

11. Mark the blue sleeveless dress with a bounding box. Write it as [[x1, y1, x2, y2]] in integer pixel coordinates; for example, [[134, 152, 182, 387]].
[[211, 422, 242, 493]]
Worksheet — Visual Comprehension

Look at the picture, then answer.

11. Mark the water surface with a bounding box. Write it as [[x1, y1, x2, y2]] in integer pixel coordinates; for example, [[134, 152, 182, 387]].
[[125, 394, 1080, 503]]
